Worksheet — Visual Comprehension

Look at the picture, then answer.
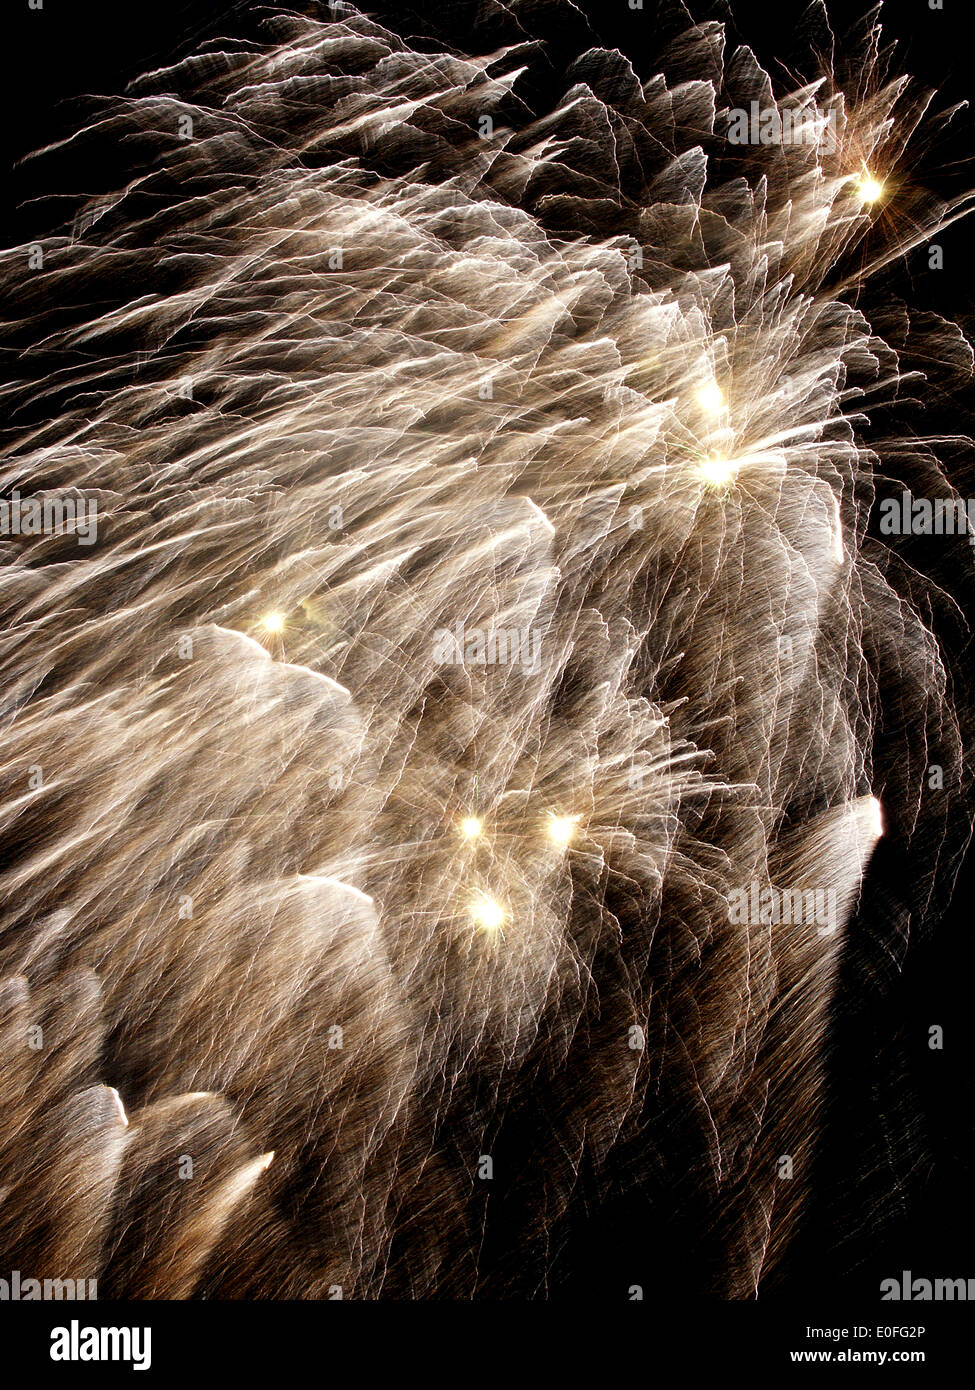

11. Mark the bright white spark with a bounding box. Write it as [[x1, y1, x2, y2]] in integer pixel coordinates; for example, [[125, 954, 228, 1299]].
[[469, 893, 505, 932], [546, 814, 579, 848], [696, 382, 725, 414], [856, 172, 885, 205], [699, 456, 739, 488], [108, 1087, 129, 1128]]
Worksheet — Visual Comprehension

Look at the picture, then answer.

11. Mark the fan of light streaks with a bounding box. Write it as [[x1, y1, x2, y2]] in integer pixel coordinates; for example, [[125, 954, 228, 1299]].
[[0, 0, 971, 1298]]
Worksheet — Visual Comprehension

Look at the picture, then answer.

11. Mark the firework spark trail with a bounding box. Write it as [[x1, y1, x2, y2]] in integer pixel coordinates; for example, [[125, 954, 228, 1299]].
[[0, 1, 971, 1297]]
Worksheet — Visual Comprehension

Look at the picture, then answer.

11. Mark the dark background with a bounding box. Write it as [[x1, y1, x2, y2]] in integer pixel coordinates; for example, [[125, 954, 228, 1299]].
[[3, 0, 974, 1303]]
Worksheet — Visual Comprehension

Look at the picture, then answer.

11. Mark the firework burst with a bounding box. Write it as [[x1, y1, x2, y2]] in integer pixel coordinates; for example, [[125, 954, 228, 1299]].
[[0, 0, 972, 1300]]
